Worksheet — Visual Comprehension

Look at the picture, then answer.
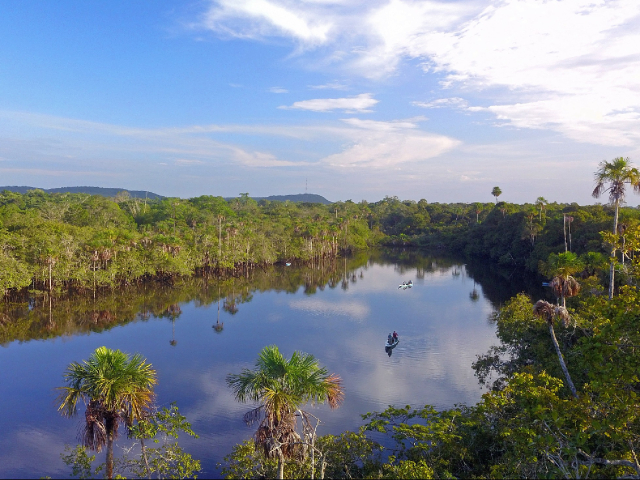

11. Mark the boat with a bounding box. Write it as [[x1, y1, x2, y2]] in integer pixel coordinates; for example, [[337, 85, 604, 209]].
[[385, 338, 400, 348], [398, 280, 413, 289]]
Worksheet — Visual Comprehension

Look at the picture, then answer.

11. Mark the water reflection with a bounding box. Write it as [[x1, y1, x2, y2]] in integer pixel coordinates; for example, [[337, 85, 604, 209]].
[[0, 250, 550, 346], [0, 248, 550, 479]]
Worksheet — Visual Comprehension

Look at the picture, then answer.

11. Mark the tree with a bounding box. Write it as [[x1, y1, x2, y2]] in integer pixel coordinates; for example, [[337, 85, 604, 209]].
[[532, 300, 578, 398], [491, 186, 502, 203], [473, 203, 482, 223], [592, 157, 640, 299], [226, 345, 344, 479], [535, 197, 547, 221], [58, 346, 157, 479], [61, 403, 201, 479], [540, 252, 582, 307]]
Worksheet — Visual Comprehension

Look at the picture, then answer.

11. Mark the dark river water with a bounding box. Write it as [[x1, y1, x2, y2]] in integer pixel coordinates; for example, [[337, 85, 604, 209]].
[[0, 249, 547, 478]]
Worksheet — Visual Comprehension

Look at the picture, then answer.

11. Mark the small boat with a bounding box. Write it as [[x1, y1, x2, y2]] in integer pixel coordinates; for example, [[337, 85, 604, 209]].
[[398, 280, 413, 289], [285, 262, 291, 266], [385, 338, 400, 348]]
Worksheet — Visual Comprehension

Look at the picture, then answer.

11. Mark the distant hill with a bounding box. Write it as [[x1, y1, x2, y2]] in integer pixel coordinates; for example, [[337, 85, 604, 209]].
[[0, 187, 332, 204], [0, 186, 164, 200], [254, 194, 332, 204]]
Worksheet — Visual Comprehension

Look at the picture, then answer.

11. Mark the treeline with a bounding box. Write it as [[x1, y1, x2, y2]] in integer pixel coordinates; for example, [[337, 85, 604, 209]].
[[1, 188, 635, 297], [372, 195, 629, 270], [0, 190, 377, 296]]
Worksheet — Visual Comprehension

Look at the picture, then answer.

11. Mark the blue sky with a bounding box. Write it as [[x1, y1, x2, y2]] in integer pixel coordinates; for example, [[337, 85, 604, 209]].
[[1, 0, 639, 204]]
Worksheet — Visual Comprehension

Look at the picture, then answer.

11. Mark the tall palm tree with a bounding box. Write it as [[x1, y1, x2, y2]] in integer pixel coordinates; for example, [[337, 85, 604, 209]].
[[58, 346, 157, 479], [533, 300, 578, 399], [491, 186, 502, 204], [226, 345, 344, 479], [473, 203, 482, 223], [535, 196, 547, 221], [592, 157, 640, 299]]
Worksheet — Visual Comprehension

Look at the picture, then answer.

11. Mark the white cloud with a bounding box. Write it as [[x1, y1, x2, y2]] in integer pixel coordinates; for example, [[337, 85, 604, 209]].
[[0, 110, 301, 170], [322, 117, 459, 168], [201, 0, 640, 147], [405, 0, 640, 146], [341, 117, 423, 131], [269, 86, 288, 93], [175, 159, 205, 166], [281, 93, 378, 112], [308, 82, 348, 90], [203, 0, 334, 45], [413, 97, 469, 109]]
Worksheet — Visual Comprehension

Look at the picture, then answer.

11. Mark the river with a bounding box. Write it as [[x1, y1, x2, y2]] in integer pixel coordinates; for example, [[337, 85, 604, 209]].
[[0, 248, 547, 478]]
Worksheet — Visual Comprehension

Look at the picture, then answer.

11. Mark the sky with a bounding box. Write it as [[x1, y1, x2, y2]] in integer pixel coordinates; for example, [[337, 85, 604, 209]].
[[1, 0, 640, 204]]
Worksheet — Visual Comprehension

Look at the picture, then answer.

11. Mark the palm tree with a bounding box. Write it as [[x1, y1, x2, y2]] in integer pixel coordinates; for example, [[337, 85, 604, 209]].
[[533, 300, 578, 399], [535, 197, 547, 221], [592, 157, 640, 299], [473, 203, 482, 223], [491, 186, 502, 204], [226, 345, 344, 479], [540, 252, 582, 307], [58, 346, 157, 479]]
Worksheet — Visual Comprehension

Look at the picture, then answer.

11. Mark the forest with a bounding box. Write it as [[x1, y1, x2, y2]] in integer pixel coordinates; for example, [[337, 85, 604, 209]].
[[0, 185, 635, 298], [4, 158, 640, 478]]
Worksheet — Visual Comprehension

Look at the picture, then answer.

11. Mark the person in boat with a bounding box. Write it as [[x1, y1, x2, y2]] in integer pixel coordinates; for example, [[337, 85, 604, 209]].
[[392, 331, 398, 342], [388, 333, 393, 345]]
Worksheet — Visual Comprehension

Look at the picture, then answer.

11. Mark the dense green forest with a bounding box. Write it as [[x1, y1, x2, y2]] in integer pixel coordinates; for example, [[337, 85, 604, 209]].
[[1, 187, 636, 298], [5, 160, 640, 479]]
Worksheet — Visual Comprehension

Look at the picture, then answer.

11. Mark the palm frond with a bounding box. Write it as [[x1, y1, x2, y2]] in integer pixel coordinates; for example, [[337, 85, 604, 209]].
[[533, 300, 571, 327], [324, 373, 344, 409], [563, 276, 580, 298], [243, 405, 264, 426], [58, 346, 157, 447], [592, 182, 604, 198], [533, 300, 555, 324]]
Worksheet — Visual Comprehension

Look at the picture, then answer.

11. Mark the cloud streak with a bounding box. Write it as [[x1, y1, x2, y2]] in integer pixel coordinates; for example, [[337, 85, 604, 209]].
[[281, 93, 378, 112]]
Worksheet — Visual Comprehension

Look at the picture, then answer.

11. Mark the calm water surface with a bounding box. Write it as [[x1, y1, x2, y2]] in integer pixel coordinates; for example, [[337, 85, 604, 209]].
[[0, 250, 545, 478]]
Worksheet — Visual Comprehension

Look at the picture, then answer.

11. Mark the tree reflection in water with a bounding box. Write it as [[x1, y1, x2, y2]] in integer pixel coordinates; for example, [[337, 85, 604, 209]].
[[0, 249, 547, 346]]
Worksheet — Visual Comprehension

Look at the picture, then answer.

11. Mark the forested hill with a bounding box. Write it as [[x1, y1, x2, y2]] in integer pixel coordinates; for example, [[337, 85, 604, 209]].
[[251, 194, 332, 204], [0, 186, 164, 199], [0, 187, 331, 204]]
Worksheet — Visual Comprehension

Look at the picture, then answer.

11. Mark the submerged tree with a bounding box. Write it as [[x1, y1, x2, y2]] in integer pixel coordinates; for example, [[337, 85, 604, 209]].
[[592, 157, 640, 299], [57, 346, 157, 479], [533, 300, 577, 398], [226, 345, 344, 479]]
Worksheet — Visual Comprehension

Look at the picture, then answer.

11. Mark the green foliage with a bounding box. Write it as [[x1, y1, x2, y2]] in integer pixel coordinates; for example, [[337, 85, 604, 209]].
[[220, 440, 279, 479], [5, 189, 640, 298], [61, 405, 201, 479], [61, 444, 102, 479], [58, 346, 156, 420]]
